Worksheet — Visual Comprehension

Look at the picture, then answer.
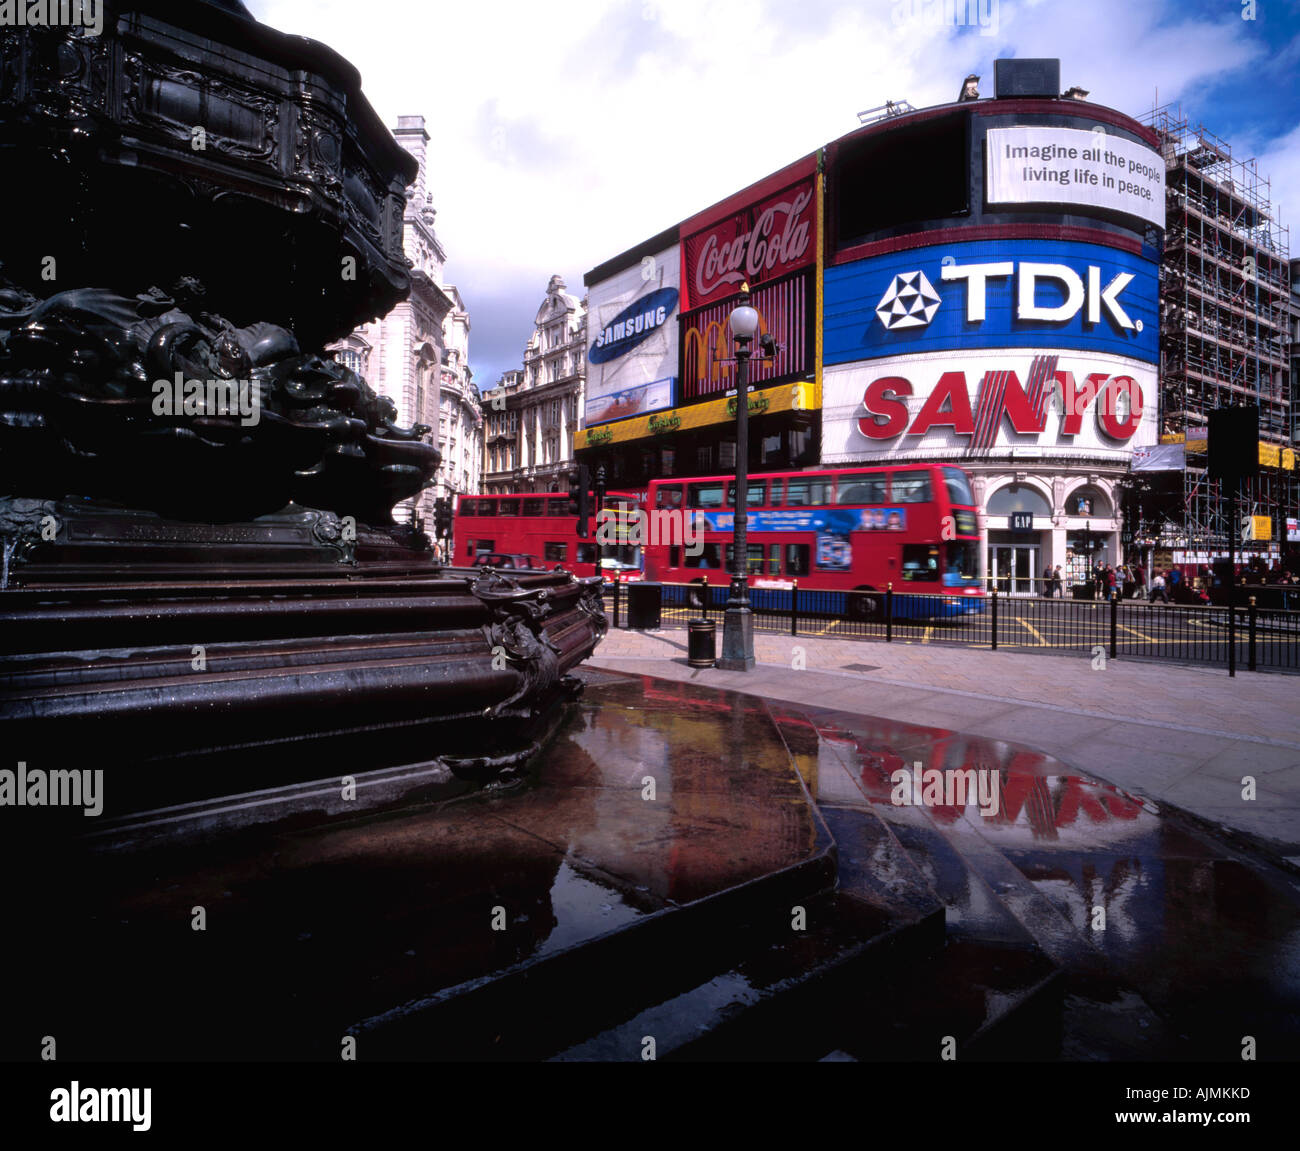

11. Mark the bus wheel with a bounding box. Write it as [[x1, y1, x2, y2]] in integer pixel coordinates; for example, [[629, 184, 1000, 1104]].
[[847, 589, 880, 621], [688, 579, 709, 611]]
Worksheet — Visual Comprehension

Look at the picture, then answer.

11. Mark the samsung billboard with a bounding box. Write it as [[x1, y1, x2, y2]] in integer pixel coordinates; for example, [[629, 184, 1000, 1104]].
[[823, 238, 1159, 366], [585, 243, 681, 427]]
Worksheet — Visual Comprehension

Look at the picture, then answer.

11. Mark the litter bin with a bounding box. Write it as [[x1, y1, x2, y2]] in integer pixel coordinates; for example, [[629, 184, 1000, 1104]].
[[687, 619, 716, 667], [626, 581, 662, 630]]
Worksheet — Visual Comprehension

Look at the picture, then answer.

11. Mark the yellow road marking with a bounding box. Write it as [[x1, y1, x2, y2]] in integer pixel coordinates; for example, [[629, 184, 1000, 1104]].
[[922, 626, 933, 644], [1018, 618, 1048, 646], [1116, 622, 1155, 642]]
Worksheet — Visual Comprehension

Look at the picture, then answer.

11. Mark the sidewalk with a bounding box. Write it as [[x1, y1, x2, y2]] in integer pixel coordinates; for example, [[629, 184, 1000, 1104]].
[[589, 628, 1300, 863]]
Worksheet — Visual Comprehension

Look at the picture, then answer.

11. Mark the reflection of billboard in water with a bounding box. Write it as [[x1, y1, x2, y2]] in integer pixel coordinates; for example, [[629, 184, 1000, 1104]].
[[697, 506, 907, 572], [584, 377, 675, 426]]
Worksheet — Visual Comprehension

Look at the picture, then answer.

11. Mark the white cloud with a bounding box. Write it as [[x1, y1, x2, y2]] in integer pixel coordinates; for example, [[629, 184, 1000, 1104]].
[[243, 0, 1290, 385], [1255, 122, 1300, 242]]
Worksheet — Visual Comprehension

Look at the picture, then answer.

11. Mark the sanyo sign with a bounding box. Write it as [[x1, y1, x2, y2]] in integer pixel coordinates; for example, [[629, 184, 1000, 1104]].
[[823, 238, 1159, 366], [822, 349, 1157, 464]]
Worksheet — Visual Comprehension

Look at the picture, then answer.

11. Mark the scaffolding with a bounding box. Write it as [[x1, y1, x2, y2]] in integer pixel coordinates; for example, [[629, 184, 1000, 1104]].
[[1137, 105, 1296, 557]]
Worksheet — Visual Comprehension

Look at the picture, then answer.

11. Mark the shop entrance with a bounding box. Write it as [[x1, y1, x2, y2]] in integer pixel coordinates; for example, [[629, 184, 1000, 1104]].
[[988, 544, 1039, 596]]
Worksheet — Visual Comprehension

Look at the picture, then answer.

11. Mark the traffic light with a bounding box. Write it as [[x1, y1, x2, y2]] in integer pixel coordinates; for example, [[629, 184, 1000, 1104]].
[[433, 497, 452, 540], [569, 465, 590, 538]]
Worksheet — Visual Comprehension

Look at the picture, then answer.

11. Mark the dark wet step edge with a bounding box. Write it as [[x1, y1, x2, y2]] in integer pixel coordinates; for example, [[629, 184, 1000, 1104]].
[[349, 848, 840, 1060], [546, 803, 947, 1062], [840, 937, 1064, 1062], [550, 891, 938, 1062]]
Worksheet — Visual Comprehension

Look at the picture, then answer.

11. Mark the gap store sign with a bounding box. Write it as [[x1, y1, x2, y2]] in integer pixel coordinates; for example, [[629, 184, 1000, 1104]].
[[823, 239, 1158, 366]]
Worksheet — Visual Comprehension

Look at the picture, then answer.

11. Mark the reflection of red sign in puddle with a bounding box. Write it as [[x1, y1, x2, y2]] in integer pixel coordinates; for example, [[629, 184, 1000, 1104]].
[[787, 716, 1150, 840]]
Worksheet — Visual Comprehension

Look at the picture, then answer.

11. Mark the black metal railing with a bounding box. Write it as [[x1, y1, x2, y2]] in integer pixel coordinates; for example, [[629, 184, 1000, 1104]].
[[600, 580, 1300, 673]]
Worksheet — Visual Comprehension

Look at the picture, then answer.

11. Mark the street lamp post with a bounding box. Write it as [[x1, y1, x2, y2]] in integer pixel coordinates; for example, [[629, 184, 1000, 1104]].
[[717, 287, 760, 671]]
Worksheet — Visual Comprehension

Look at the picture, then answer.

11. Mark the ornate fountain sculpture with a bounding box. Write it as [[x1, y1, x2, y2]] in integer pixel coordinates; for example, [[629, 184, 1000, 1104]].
[[0, 0, 606, 808]]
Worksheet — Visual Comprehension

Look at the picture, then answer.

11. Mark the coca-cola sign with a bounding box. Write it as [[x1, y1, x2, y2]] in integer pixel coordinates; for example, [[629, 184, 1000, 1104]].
[[684, 177, 816, 308]]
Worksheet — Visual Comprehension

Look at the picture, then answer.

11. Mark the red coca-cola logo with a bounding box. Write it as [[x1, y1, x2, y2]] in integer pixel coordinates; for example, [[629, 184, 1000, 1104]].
[[686, 179, 815, 306]]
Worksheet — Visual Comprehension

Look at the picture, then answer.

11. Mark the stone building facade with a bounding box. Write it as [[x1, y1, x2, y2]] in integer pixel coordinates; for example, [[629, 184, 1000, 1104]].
[[436, 284, 483, 503], [481, 275, 585, 494], [328, 114, 482, 528]]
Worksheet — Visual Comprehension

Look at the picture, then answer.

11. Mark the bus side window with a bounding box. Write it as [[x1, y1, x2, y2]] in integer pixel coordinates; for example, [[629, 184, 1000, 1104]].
[[685, 544, 723, 569], [901, 545, 941, 580], [891, 475, 932, 503], [544, 542, 567, 562], [727, 481, 767, 508], [768, 544, 781, 575], [656, 484, 683, 509], [688, 482, 724, 509], [725, 544, 764, 574], [836, 474, 887, 504], [785, 544, 810, 576], [669, 546, 681, 568], [577, 543, 597, 565], [786, 478, 829, 507]]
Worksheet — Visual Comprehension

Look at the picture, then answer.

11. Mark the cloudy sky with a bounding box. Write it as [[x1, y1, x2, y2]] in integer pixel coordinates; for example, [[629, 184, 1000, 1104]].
[[243, 0, 1300, 390]]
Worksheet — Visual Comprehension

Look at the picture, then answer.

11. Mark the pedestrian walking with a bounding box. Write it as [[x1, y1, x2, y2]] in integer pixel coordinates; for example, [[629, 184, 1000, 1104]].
[[1050, 565, 1063, 598], [1151, 571, 1169, 604]]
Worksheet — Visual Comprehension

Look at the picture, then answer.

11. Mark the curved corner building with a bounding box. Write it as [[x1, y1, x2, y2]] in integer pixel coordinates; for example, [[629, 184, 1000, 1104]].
[[578, 59, 1165, 591], [821, 61, 1162, 591]]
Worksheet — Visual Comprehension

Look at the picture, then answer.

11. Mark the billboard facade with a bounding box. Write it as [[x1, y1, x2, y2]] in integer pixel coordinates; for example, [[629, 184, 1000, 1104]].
[[680, 168, 817, 311], [680, 269, 812, 403], [822, 347, 1157, 464], [584, 243, 680, 427], [985, 126, 1165, 229], [824, 238, 1159, 366]]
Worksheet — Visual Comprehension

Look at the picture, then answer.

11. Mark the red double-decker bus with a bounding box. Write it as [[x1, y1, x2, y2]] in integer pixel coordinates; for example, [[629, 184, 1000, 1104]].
[[644, 463, 983, 619], [453, 491, 643, 580]]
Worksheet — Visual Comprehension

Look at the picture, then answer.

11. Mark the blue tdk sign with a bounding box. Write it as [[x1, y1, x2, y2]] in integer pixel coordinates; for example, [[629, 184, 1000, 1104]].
[[824, 239, 1158, 365], [589, 288, 679, 364]]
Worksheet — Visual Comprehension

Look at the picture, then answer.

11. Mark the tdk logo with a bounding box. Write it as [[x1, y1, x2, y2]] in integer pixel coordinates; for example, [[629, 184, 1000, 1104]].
[[876, 261, 1140, 333], [876, 271, 942, 330]]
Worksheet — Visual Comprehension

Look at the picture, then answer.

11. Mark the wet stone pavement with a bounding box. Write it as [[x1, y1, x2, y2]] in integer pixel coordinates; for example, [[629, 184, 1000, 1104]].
[[8, 667, 1299, 1061]]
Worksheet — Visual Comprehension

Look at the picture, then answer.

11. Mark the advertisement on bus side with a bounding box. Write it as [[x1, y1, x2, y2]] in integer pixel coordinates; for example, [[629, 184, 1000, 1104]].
[[696, 507, 908, 572]]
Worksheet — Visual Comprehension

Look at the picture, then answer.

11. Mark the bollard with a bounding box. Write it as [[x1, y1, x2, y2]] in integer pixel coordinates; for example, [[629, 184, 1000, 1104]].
[[885, 583, 893, 642], [1249, 595, 1257, 672], [791, 580, 799, 637], [990, 588, 998, 650], [1109, 589, 1118, 661], [612, 578, 621, 629]]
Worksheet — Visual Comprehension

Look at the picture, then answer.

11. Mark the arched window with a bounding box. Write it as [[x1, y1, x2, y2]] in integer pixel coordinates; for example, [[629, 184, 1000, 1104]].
[[1067, 487, 1111, 517], [987, 483, 1051, 517]]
